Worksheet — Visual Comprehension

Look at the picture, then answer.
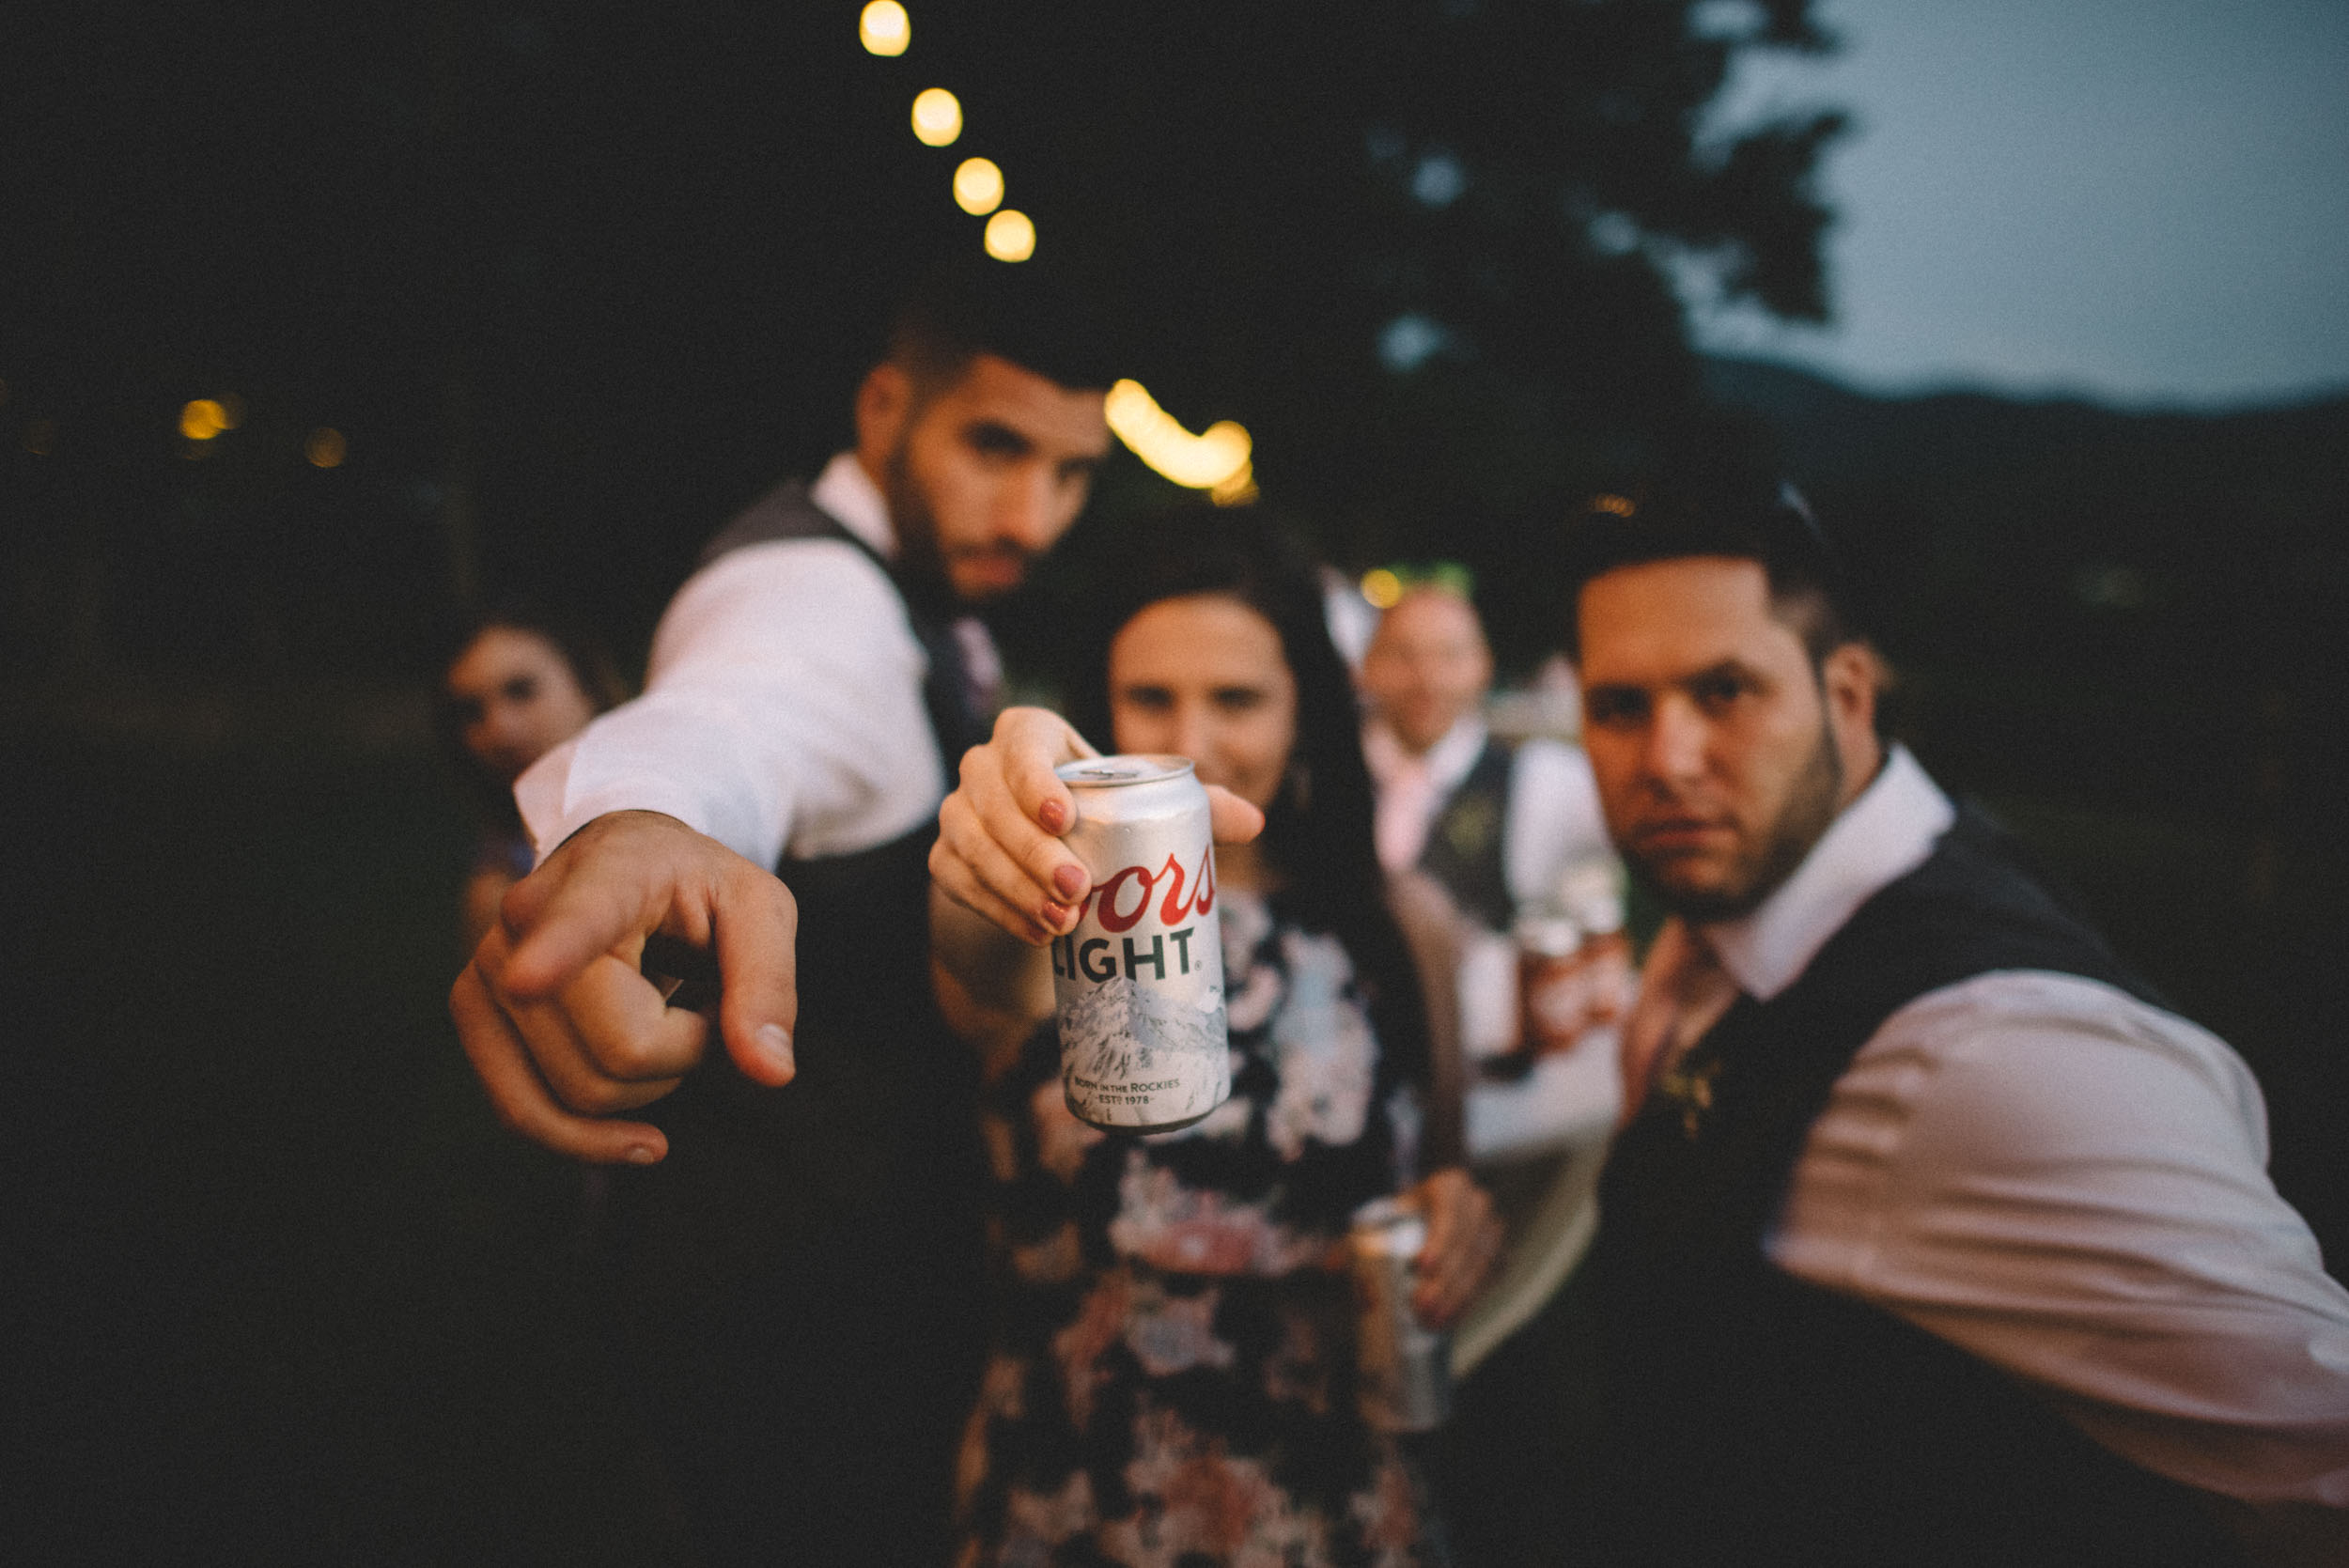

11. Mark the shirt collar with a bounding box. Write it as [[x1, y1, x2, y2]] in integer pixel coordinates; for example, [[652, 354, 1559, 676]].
[[1700, 745, 1955, 1001], [809, 450, 897, 560], [1362, 712, 1487, 790]]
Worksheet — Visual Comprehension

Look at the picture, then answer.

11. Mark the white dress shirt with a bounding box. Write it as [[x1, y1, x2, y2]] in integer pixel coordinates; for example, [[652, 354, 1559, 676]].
[[1362, 715, 1609, 910], [515, 452, 953, 869], [1672, 746, 2349, 1507]]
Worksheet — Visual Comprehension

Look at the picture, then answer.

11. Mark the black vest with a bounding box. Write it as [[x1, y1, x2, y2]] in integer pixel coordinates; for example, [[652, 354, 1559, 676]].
[[605, 478, 990, 1343], [1416, 734, 1517, 932], [1584, 805, 2246, 1567]]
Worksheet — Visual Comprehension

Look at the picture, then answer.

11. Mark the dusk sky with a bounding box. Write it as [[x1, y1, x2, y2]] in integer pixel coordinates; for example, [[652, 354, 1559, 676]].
[[1693, 0, 2349, 409]]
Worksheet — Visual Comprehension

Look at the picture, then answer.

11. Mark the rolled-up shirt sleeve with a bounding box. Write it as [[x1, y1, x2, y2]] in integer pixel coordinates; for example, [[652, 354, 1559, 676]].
[[1770, 969, 2349, 1506], [515, 538, 941, 870]]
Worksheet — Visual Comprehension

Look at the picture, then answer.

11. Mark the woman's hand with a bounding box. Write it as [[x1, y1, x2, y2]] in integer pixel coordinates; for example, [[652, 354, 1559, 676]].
[[1407, 1167, 1504, 1329], [931, 708, 1102, 946], [930, 706, 1267, 947]]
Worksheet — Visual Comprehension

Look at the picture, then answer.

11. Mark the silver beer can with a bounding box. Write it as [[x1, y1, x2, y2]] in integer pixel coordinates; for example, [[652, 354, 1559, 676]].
[[1050, 754, 1232, 1134], [1348, 1196, 1453, 1433]]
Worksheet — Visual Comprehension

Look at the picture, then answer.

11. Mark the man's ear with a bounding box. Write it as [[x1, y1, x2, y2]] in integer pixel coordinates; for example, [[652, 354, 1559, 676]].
[[1822, 640, 1884, 791], [855, 363, 913, 470]]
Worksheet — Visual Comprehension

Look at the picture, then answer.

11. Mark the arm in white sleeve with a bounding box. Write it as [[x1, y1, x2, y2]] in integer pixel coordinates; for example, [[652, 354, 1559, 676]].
[[1770, 970, 2349, 1506], [1501, 738, 1613, 908], [515, 538, 942, 870]]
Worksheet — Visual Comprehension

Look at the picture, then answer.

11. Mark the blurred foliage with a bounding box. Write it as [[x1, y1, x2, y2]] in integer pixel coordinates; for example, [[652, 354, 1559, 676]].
[[0, 0, 1842, 679]]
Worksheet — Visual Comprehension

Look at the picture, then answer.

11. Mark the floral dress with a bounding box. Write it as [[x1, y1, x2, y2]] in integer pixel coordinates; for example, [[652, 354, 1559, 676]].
[[957, 891, 1443, 1568]]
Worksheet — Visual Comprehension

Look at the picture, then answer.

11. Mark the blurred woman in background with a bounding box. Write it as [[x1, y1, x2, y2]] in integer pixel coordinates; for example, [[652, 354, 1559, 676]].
[[436, 603, 626, 949]]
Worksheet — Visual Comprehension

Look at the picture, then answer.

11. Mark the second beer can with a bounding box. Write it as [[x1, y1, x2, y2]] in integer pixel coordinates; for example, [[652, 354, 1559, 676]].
[[1348, 1197, 1454, 1433], [1050, 755, 1232, 1133]]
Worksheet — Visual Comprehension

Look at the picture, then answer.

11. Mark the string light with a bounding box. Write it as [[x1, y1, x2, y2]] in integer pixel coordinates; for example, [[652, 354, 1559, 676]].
[[305, 427, 348, 468], [1104, 380, 1252, 491], [983, 209, 1034, 262], [910, 87, 961, 146], [859, 1, 910, 55], [180, 399, 228, 441], [954, 157, 1004, 215]]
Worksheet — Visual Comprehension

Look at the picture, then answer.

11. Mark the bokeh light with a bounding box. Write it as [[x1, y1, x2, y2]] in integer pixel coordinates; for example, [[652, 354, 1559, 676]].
[[1590, 493, 1636, 517], [1103, 380, 1252, 489], [180, 398, 228, 441], [954, 157, 1004, 215], [859, 1, 910, 56], [910, 88, 961, 147], [305, 427, 348, 468], [984, 208, 1035, 262], [1361, 568, 1405, 610]]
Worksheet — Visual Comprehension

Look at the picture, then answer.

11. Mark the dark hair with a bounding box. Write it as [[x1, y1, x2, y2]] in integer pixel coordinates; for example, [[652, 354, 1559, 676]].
[[433, 599, 628, 831], [1560, 474, 1870, 665], [1065, 506, 1434, 1090], [887, 256, 1122, 397]]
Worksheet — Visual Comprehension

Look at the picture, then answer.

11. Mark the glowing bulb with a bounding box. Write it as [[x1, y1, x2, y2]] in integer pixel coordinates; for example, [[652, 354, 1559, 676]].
[[910, 88, 961, 147], [1103, 380, 1253, 489], [1361, 569, 1404, 610], [983, 208, 1034, 262], [180, 399, 226, 440], [954, 157, 1003, 215], [306, 427, 348, 468], [1591, 493, 1636, 517], [859, 1, 910, 55]]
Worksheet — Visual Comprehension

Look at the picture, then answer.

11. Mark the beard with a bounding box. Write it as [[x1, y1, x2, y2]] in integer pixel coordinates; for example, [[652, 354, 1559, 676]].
[[882, 440, 1036, 612], [880, 441, 957, 606], [1626, 721, 1844, 924]]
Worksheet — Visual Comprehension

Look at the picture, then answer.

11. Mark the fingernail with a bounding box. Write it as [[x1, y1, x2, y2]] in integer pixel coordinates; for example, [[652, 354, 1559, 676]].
[[625, 1144, 661, 1165], [1038, 800, 1067, 833], [1052, 863, 1087, 900], [1043, 901, 1074, 929], [755, 1022, 795, 1076]]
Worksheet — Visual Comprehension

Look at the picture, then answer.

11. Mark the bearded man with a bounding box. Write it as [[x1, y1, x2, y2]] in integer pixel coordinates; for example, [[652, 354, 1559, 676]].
[[1564, 478, 2349, 1566], [448, 264, 1114, 1566]]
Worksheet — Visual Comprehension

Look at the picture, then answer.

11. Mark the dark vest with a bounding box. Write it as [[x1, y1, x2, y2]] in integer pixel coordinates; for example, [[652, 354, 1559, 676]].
[[600, 481, 993, 1565], [1416, 734, 1517, 932], [1584, 805, 2245, 1568]]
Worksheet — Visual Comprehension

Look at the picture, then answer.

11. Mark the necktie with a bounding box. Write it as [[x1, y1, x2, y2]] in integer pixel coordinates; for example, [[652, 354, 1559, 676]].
[[910, 611, 1001, 765], [1615, 917, 1741, 1130]]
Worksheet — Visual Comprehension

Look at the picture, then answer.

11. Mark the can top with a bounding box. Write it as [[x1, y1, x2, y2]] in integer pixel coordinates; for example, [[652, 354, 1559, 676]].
[[1054, 753, 1196, 787], [1350, 1195, 1418, 1233]]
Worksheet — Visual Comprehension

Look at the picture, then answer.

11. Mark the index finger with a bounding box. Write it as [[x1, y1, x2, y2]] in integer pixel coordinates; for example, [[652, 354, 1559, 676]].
[[998, 707, 1098, 837]]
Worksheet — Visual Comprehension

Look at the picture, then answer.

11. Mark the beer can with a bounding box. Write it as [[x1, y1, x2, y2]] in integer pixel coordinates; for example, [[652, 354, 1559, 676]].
[[1348, 1196, 1453, 1433], [1050, 755, 1231, 1134]]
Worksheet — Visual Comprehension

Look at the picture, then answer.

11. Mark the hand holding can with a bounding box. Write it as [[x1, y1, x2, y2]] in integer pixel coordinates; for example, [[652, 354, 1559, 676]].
[[1050, 755, 1233, 1134]]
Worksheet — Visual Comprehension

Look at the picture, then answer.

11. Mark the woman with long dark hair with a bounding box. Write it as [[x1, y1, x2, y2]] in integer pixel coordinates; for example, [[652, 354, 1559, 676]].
[[933, 507, 1500, 1566]]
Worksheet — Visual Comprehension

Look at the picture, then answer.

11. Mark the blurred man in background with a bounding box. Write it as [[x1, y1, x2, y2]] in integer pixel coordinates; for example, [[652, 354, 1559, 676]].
[[1360, 582, 1618, 1059], [447, 264, 1115, 1566], [1359, 580, 1625, 1567], [1567, 478, 2349, 1566]]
